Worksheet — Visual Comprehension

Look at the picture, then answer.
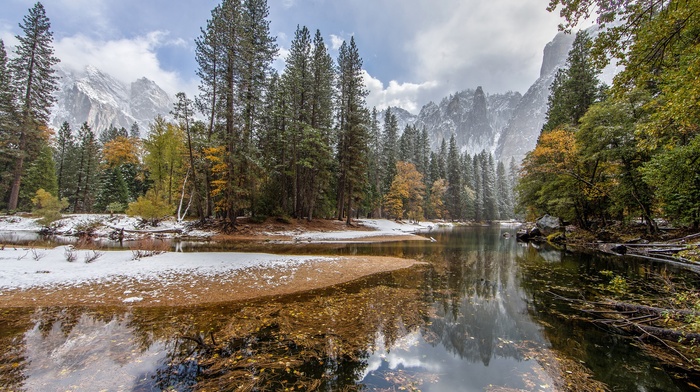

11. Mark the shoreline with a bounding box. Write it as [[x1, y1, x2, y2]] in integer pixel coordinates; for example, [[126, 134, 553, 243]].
[[0, 254, 427, 308]]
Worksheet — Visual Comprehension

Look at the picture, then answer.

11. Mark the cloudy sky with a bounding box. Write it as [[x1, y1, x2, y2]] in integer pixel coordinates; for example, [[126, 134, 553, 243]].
[[0, 0, 577, 114]]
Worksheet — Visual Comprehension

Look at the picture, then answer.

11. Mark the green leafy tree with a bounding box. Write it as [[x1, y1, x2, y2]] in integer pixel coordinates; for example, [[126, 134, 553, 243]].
[[126, 190, 173, 226], [143, 116, 184, 205], [32, 188, 68, 226], [7, 2, 59, 210]]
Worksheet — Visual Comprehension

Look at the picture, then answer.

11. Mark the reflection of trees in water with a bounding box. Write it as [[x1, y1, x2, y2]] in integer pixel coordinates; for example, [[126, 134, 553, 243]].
[[0, 269, 432, 391], [421, 227, 545, 366], [0, 308, 33, 391]]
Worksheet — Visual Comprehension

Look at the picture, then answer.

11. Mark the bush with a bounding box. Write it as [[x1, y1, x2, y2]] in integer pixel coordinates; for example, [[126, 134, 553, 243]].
[[126, 191, 173, 226], [32, 189, 68, 226]]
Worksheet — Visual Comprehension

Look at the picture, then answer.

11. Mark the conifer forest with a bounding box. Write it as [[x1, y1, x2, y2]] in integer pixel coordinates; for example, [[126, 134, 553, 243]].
[[1, 0, 699, 233], [0, 1, 517, 226]]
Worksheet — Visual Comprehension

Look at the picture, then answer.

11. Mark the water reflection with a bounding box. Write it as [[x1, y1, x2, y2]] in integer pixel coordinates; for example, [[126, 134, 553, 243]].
[[0, 226, 696, 391]]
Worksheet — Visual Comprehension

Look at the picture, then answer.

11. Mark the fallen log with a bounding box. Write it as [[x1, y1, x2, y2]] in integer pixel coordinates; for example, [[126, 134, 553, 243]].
[[599, 301, 697, 317]]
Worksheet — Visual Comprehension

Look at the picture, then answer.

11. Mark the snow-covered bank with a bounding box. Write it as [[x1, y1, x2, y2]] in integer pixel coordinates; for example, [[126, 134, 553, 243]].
[[0, 246, 331, 291], [0, 215, 440, 244]]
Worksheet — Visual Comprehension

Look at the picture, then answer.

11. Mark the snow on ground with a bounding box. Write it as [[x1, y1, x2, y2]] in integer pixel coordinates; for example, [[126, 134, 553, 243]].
[[0, 215, 42, 231], [0, 246, 333, 291], [0, 214, 443, 243]]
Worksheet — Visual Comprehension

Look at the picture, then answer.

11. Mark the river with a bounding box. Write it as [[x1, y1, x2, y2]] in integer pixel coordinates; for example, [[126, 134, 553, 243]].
[[0, 225, 697, 391]]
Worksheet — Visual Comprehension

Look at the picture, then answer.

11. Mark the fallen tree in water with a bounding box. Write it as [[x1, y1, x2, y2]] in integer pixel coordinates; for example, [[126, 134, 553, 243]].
[[547, 290, 700, 373]]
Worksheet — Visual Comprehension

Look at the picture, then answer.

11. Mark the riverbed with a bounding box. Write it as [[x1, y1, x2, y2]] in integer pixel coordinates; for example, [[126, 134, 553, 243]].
[[0, 225, 698, 391]]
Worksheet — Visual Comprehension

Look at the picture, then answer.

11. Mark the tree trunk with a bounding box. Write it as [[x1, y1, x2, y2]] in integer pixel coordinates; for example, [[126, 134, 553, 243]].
[[7, 131, 26, 210]]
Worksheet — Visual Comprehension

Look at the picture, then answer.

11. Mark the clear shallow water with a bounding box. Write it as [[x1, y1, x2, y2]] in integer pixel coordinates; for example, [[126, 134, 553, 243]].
[[0, 226, 697, 391]]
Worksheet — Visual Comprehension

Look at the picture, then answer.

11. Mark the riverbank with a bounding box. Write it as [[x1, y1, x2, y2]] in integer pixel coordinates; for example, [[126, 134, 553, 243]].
[[0, 214, 436, 244], [0, 246, 426, 307]]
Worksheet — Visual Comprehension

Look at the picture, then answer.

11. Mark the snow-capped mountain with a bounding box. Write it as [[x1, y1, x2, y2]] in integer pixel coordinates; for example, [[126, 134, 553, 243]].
[[495, 31, 576, 163], [51, 65, 173, 137], [377, 30, 578, 164]]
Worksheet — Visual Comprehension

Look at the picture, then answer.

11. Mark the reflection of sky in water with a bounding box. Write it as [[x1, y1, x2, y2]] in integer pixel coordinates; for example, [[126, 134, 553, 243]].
[[362, 325, 554, 391], [23, 312, 167, 391]]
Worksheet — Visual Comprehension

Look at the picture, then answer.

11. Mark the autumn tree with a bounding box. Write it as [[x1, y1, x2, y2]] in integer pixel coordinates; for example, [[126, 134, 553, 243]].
[[384, 161, 425, 222]]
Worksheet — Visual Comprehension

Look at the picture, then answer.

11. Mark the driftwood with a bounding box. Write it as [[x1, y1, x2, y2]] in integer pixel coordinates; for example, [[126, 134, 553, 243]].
[[547, 291, 700, 360], [105, 224, 182, 234]]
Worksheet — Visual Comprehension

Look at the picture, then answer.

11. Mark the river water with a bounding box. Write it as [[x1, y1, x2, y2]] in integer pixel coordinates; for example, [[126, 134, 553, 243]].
[[0, 226, 697, 391]]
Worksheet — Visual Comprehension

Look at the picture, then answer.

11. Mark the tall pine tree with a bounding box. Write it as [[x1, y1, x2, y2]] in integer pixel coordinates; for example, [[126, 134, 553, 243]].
[[7, 2, 60, 210], [335, 37, 368, 224]]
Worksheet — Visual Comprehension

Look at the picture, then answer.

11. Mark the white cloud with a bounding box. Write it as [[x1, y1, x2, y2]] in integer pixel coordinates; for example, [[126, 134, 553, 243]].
[[362, 70, 440, 114], [54, 31, 197, 97], [409, 0, 562, 93], [329, 34, 344, 51]]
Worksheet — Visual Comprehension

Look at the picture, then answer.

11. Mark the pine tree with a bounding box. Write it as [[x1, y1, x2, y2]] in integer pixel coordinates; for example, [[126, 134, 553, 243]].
[[335, 37, 369, 224], [446, 134, 462, 220], [472, 154, 483, 221], [94, 166, 129, 213], [482, 152, 497, 220], [437, 139, 447, 180], [543, 30, 602, 132], [7, 3, 60, 210], [73, 122, 100, 212], [496, 160, 513, 219], [54, 122, 75, 200], [19, 141, 57, 210], [381, 109, 399, 194], [0, 40, 18, 205], [366, 107, 382, 217]]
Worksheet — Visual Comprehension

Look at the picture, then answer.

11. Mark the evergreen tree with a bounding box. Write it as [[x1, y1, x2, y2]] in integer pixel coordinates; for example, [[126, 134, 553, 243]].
[[461, 153, 475, 220], [7, 2, 60, 210], [496, 160, 513, 219], [437, 139, 447, 180], [54, 122, 76, 201], [0, 40, 17, 204], [542, 30, 602, 133], [19, 141, 57, 210], [335, 37, 369, 224], [472, 154, 483, 221], [381, 109, 399, 194], [446, 134, 462, 220], [94, 166, 129, 213], [72, 122, 100, 212], [365, 107, 383, 217], [482, 152, 497, 220]]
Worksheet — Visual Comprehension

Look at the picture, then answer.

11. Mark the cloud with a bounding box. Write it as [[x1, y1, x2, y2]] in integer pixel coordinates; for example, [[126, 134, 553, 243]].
[[363, 70, 440, 114], [329, 34, 344, 50], [408, 0, 562, 94], [54, 31, 197, 97]]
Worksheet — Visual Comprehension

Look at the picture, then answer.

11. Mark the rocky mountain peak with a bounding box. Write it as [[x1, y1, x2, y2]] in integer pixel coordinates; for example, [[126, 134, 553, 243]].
[[51, 66, 174, 137]]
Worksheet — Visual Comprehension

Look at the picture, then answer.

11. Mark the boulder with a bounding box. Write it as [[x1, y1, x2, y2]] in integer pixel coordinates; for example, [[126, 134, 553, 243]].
[[536, 215, 562, 236]]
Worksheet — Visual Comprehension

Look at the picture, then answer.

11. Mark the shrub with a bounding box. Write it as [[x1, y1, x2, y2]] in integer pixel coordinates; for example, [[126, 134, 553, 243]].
[[126, 191, 173, 226], [32, 189, 68, 226]]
